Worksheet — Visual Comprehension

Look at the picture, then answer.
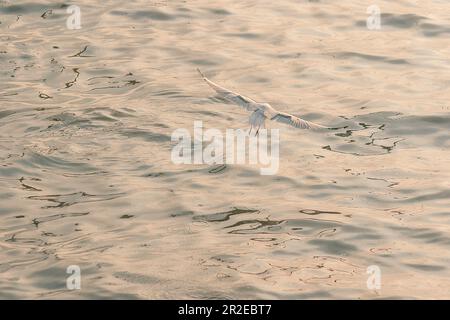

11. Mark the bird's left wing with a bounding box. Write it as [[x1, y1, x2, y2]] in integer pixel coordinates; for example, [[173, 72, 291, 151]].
[[271, 111, 327, 130], [197, 68, 257, 112]]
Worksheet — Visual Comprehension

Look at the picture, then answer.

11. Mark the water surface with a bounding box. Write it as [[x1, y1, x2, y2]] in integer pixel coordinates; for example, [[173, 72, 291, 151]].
[[1, 0, 450, 299]]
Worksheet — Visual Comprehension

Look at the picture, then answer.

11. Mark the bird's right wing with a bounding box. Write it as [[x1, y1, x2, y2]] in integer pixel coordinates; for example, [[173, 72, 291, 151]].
[[271, 111, 327, 130], [197, 68, 257, 112]]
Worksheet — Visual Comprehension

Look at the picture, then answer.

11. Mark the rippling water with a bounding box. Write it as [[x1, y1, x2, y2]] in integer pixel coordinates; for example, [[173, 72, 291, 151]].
[[1, 0, 450, 299]]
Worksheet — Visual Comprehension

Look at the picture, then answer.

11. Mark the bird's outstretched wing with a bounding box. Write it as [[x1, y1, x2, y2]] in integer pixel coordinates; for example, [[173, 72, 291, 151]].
[[271, 112, 327, 130], [197, 68, 257, 112]]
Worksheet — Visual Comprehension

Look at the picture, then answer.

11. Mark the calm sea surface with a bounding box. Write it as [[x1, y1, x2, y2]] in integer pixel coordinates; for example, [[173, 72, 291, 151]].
[[1, 0, 450, 299]]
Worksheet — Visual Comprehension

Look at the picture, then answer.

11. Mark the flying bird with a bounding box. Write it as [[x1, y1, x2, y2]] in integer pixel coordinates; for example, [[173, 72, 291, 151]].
[[197, 69, 327, 135]]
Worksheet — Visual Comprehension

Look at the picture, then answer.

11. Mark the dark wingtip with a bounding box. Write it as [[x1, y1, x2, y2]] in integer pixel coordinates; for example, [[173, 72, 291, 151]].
[[196, 68, 206, 79]]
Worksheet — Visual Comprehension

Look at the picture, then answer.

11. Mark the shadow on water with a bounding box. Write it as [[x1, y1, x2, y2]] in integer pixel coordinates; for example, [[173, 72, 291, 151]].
[[193, 208, 260, 223], [355, 12, 450, 38], [322, 111, 450, 156], [27, 191, 125, 209]]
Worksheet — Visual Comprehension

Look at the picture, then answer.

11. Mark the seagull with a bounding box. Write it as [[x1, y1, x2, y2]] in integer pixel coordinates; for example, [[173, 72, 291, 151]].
[[197, 69, 327, 135]]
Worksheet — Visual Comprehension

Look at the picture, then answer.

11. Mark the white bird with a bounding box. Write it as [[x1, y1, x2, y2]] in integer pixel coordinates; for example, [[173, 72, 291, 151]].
[[197, 69, 327, 135]]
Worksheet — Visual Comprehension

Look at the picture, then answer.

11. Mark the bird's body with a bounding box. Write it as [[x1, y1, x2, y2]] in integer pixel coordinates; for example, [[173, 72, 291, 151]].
[[197, 68, 327, 134]]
